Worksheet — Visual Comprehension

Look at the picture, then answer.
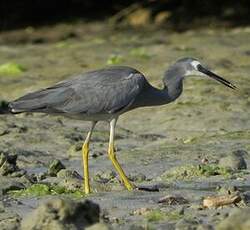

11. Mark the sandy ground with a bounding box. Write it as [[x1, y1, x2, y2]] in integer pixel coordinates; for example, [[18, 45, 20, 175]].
[[0, 22, 250, 229]]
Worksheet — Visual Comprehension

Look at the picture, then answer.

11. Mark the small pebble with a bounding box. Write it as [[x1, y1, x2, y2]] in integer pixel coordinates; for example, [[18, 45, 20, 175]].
[[219, 150, 247, 170], [132, 207, 151, 215], [158, 195, 189, 205]]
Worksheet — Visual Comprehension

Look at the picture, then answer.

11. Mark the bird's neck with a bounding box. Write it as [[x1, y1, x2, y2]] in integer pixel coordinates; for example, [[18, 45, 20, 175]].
[[163, 67, 184, 101], [132, 82, 181, 108], [130, 70, 184, 109]]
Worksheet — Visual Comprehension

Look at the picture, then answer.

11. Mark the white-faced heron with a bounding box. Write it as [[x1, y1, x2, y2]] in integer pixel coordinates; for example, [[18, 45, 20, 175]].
[[6, 57, 236, 194]]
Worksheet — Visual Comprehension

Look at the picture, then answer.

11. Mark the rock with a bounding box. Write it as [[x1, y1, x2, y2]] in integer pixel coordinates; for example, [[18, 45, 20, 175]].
[[0, 177, 25, 195], [90, 151, 104, 158], [217, 208, 250, 230], [233, 149, 248, 158], [127, 8, 151, 27], [0, 201, 5, 213], [242, 191, 250, 204], [218, 185, 238, 195], [47, 159, 66, 176], [0, 129, 9, 137], [86, 223, 110, 230], [154, 11, 171, 25], [57, 169, 82, 180], [128, 224, 146, 230], [219, 151, 247, 170], [94, 170, 117, 184], [65, 132, 83, 142], [21, 198, 100, 230], [35, 172, 48, 182], [0, 152, 6, 166], [2, 181, 26, 194], [57, 169, 82, 191], [196, 224, 214, 230], [0, 161, 16, 176], [42, 169, 83, 191], [0, 210, 21, 230], [58, 178, 82, 191], [158, 195, 189, 205], [10, 169, 26, 178], [133, 207, 151, 216], [175, 219, 199, 230], [0, 152, 19, 176], [19, 174, 36, 186], [129, 173, 147, 182], [137, 184, 159, 192]]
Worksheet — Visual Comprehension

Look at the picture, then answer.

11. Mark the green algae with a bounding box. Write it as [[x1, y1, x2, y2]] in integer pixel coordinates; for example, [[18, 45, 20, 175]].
[[164, 211, 183, 221], [0, 62, 25, 76], [160, 164, 232, 182], [129, 47, 152, 59], [10, 184, 51, 197], [199, 164, 231, 176], [107, 54, 124, 64], [211, 130, 250, 140], [55, 41, 70, 48], [9, 184, 85, 198], [182, 136, 198, 144], [146, 210, 166, 222]]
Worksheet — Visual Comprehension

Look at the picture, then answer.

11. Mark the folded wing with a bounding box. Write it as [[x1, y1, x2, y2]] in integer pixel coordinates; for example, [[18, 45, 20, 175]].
[[9, 67, 145, 115]]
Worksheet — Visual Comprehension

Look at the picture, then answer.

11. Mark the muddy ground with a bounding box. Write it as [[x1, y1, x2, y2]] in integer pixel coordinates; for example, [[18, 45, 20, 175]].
[[0, 23, 250, 229]]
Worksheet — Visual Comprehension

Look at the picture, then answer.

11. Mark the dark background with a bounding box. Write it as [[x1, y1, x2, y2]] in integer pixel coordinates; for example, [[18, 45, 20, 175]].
[[0, 0, 250, 31]]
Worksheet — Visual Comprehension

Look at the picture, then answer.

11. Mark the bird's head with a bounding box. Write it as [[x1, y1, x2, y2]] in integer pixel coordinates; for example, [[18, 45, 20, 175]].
[[173, 57, 236, 89]]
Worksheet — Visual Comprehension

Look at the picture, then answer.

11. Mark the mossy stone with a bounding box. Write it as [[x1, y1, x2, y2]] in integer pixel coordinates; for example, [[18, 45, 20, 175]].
[[219, 151, 247, 170], [217, 208, 250, 230], [21, 198, 100, 230], [48, 159, 66, 176]]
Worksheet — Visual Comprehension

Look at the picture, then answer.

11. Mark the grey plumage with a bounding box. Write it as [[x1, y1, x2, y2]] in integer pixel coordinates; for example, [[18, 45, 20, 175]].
[[9, 66, 172, 120], [9, 57, 236, 120], [10, 67, 145, 117]]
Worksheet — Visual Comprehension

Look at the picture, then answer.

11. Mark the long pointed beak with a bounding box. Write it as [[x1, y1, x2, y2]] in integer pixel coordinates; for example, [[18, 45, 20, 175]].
[[197, 64, 237, 90]]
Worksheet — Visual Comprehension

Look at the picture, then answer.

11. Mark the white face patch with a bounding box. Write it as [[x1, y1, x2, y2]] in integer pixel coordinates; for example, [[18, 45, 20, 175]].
[[185, 60, 205, 77], [190, 60, 201, 70]]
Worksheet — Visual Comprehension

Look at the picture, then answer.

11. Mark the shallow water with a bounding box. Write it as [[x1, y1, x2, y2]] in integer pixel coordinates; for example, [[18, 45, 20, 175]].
[[0, 23, 250, 229]]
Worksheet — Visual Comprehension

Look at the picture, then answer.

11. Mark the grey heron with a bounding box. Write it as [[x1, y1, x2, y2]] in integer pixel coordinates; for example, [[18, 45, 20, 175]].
[[6, 57, 236, 194]]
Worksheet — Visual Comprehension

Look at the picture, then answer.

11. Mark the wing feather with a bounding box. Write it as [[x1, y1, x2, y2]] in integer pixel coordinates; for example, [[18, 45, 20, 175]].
[[9, 66, 146, 115]]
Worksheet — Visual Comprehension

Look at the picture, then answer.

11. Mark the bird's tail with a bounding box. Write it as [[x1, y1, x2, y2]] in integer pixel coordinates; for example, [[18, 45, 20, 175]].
[[3, 84, 69, 114], [7, 88, 60, 113], [0, 84, 62, 114]]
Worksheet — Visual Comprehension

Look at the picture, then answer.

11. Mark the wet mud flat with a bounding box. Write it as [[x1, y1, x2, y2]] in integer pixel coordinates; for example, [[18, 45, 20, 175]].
[[0, 23, 250, 229]]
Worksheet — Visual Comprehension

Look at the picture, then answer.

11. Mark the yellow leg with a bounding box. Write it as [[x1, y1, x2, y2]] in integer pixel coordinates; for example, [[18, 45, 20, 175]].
[[108, 118, 134, 191], [82, 122, 96, 194], [108, 143, 134, 190], [82, 142, 90, 194]]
